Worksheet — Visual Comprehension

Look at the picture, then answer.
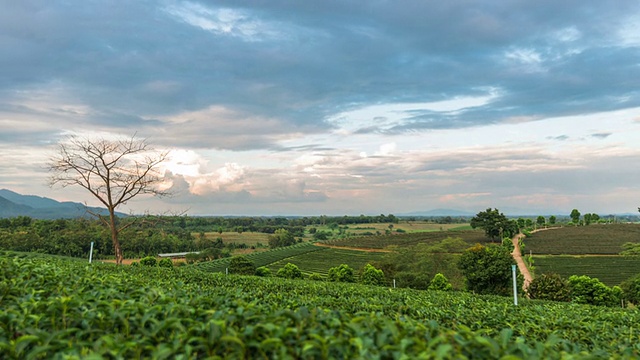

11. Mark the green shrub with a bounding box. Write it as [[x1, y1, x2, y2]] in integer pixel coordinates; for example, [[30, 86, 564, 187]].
[[568, 275, 619, 307], [328, 264, 355, 283], [458, 244, 516, 296], [130, 261, 139, 266], [428, 273, 453, 291], [158, 258, 173, 268], [360, 263, 385, 286], [255, 266, 272, 277], [308, 273, 324, 281], [620, 274, 640, 305], [526, 273, 571, 302], [228, 256, 256, 275], [140, 256, 157, 267], [276, 263, 303, 279]]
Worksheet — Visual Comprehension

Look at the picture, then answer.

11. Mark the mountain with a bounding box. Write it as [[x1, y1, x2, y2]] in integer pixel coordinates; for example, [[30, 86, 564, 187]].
[[0, 189, 123, 219], [400, 208, 475, 217]]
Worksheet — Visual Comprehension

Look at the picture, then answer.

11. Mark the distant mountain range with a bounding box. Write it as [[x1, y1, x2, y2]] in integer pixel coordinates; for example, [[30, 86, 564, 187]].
[[0, 189, 122, 219], [399, 209, 475, 217]]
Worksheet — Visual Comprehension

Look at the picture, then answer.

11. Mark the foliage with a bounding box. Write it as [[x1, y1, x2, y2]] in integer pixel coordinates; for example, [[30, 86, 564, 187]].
[[140, 256, 157, 266], [308, 273, 324, 281], [158, 258, 173, 268], [620, 274, 640, 305], [570, 209, 581, 224], [567, 275, 620, 307], [526, 273, 571, 302], [374, 237, 467, 290], [458, 244, 517, 296], [470, 208, 519, 240], [255, 266, 272, 277], [267, 228, 296, 249], [228, 256, 256, 275], [276, 263, 303, 279], [2, 252, 640, 359], [621, 242, 640, 256], [328, 263, 355, 283], [360, 263, 385, 286], [428, 273, 453, 291]]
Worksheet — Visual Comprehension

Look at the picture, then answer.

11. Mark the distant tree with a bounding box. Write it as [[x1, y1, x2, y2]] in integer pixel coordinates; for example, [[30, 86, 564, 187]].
[[277, 263, 303, 279], [458, 244, 516, 296], [570, 209, 581, 224], [228, 256, 256, 275], [328, 264, 355, 283], [470, 208, 518, 241], [428, 273, 453, 291], [48, 135, 169, 265], [525, 218, 533, 229], [268, 228, 296, 248], [548, 216, 557, 225], [360, 263, 385, 286], [536, 216, 546, 228], [583, 213, 592, 226]]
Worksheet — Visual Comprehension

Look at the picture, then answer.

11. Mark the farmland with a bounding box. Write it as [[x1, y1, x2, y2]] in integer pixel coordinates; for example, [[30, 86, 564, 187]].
[[524, 224, 640, 255], [532, 256, 640, 287], [2, 251, 640, 358], [267, 247, 387, 278], [325, 229, 488, 249]]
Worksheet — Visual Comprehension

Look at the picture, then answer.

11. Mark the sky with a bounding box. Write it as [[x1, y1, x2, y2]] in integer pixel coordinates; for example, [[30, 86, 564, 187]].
[[1, 0, 639, 216]]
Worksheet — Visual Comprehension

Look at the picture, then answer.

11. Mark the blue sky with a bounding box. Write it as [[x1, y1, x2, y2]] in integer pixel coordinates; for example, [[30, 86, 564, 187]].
[[1, 0, 639, 216]]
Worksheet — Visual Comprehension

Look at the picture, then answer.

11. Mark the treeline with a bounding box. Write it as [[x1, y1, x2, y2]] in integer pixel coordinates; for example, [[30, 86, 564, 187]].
[[0, 217, 197, 259], [166, 214, 401, 231]]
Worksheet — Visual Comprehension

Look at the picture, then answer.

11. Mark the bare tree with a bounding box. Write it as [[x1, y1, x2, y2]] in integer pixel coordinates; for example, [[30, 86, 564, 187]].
[[48, 134, 170, 265]]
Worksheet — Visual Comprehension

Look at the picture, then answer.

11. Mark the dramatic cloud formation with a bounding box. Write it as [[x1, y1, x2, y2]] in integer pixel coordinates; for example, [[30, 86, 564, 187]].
[[1, 0, 639, 215]]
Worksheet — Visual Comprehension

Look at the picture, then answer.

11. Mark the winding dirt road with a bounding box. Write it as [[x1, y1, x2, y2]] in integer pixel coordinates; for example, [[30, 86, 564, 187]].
[[511, 227, 561, 291]]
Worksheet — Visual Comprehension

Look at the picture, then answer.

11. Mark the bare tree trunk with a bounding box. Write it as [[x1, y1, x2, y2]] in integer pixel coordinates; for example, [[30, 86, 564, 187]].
[[109, 207, 123, 265]]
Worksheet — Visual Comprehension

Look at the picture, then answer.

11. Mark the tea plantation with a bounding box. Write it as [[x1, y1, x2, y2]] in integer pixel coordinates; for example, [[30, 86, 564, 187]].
[[2, 251, 639, 359]]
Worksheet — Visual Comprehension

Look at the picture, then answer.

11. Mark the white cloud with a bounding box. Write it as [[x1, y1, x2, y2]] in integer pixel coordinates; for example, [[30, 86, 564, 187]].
[[164, 2, 282, 41]]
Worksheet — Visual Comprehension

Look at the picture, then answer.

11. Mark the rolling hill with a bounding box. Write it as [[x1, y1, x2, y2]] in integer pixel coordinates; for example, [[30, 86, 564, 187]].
[[0, 189, 122, 219]]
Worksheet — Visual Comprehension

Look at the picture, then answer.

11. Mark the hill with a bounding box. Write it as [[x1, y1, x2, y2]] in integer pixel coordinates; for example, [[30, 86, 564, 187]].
[[2, 251, 638, 358], [0, 188, 123, 219]]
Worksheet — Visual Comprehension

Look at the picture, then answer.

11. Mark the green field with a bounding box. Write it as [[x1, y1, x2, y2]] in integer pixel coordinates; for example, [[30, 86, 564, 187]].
[[524, 224, 640, 255], [3, 251, 640, 358], [268, 247, 387, 278], [533, 255, 640, 286], [326, 229, 488, 249], [195, 242, 323, 272]]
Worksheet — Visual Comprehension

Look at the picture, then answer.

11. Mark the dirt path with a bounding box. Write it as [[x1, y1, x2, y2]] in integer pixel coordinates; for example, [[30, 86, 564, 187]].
[[314, 242, 392, 253], [511, 233, 532, 290], [512, 227, 561, 291]]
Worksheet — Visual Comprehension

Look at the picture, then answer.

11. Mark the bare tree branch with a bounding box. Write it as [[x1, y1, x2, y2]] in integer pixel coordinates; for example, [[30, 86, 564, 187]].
[[48, 134, 171, 265]]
